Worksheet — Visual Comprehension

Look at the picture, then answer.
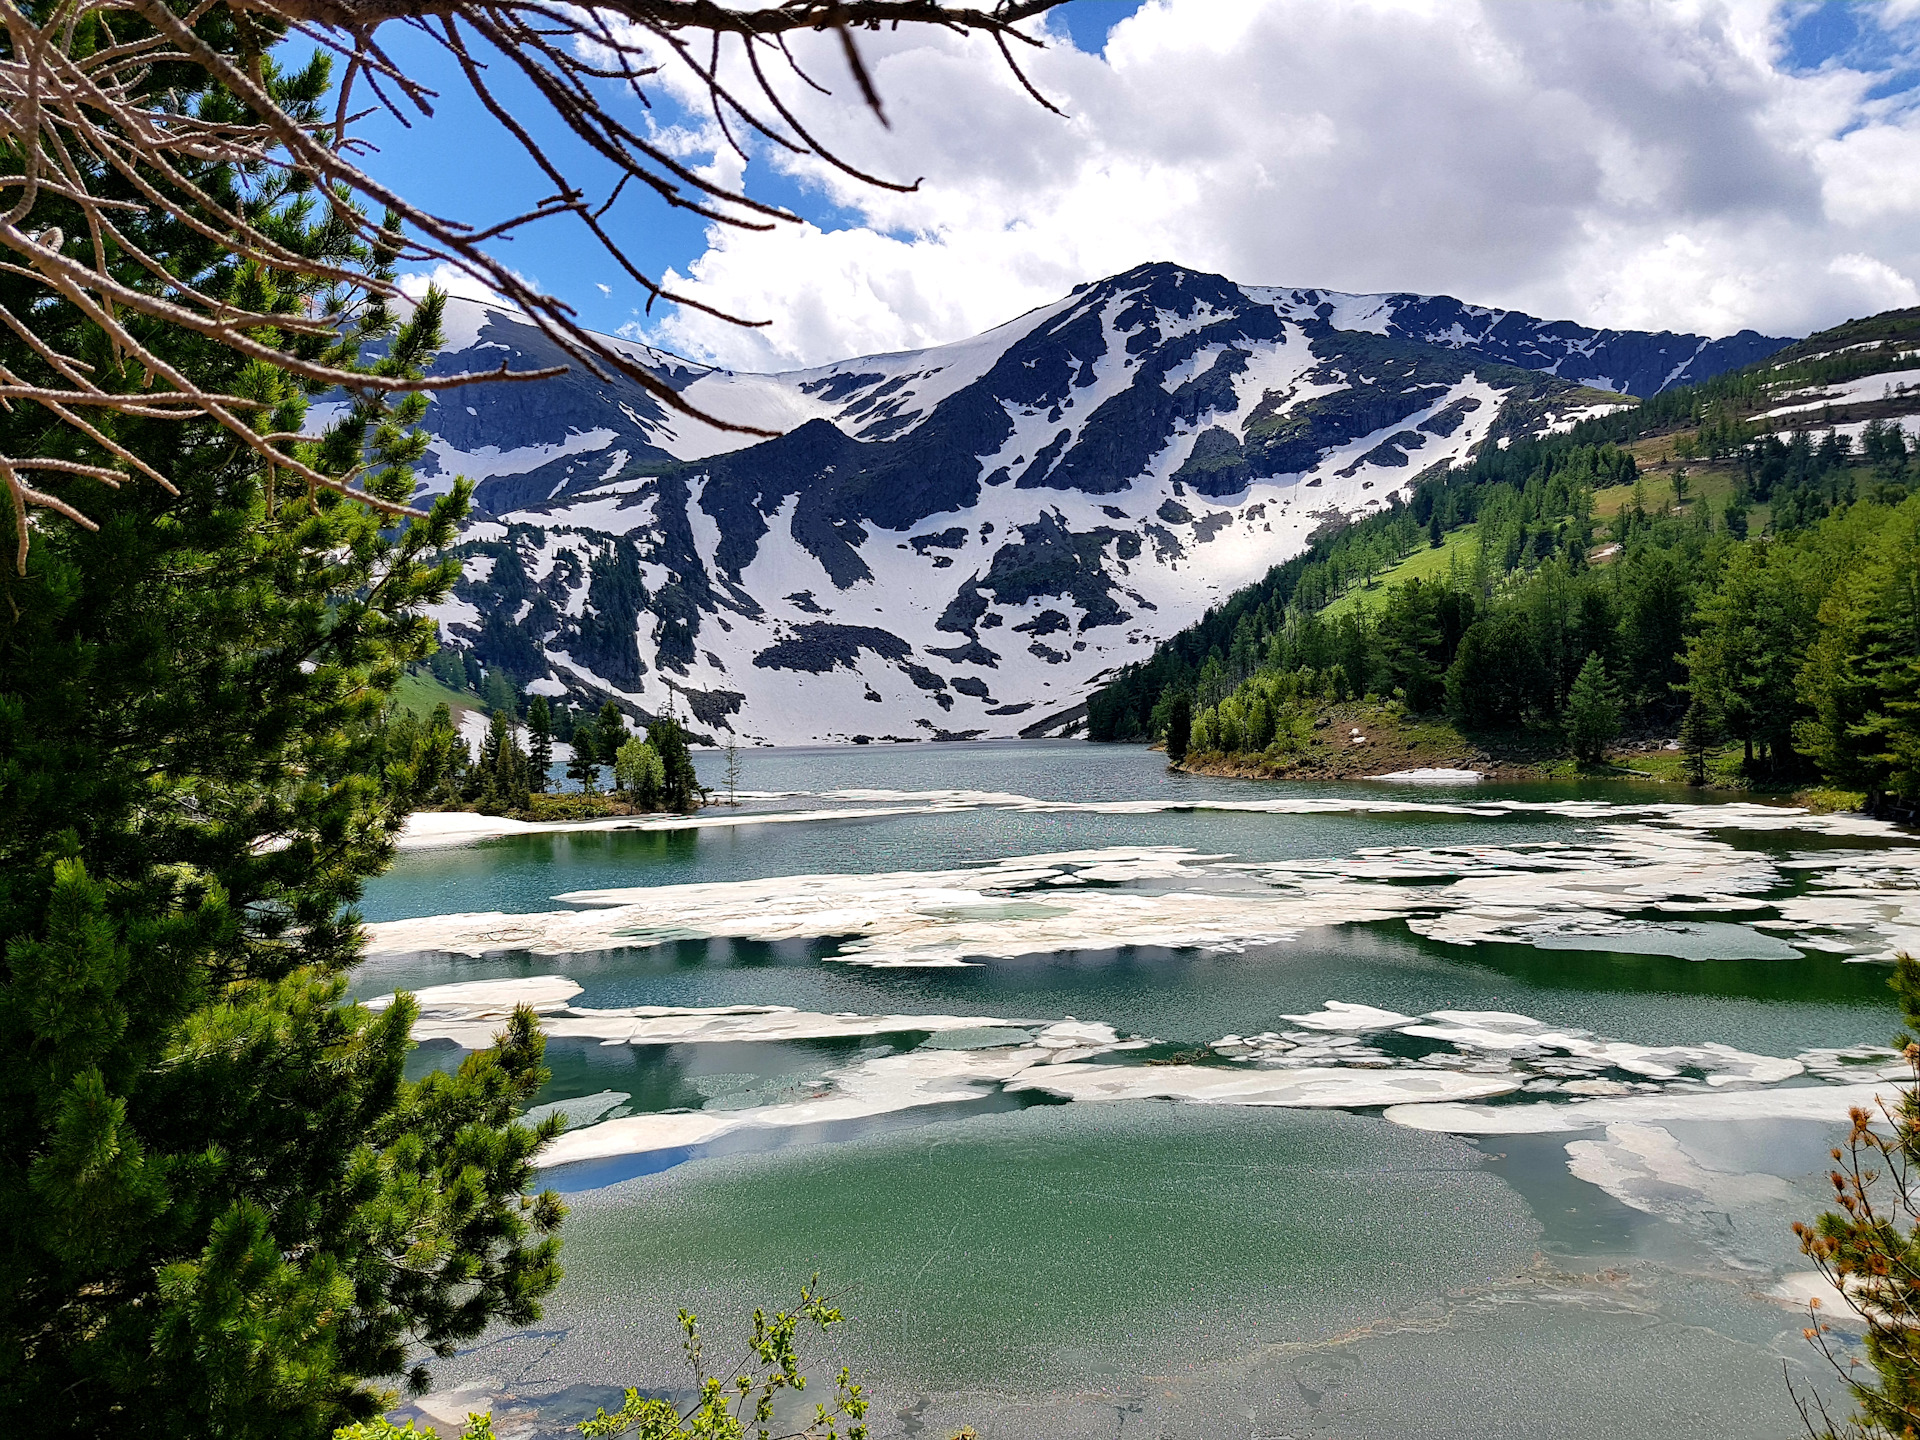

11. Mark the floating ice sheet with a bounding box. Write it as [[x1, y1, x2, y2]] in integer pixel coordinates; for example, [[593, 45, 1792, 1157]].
[[365, 847, 1373, 966], [1280, 1001, 1415, 1032], [371, 797, 1920, 967], [1529, 922, 1804, 962], [538, 1025, 1129, 1168], [525, 1089, 631, 1130], [1771, 1272, 1870, 1327], [455, 975, 1867, 1174], [397, 791, 1919, 854], [1226, 1004, 1801, 1088], [396, 803, 956, 850], [536, 1043, 1521, 1170], [364, 973, 582, 1018], [1381, 1083, 1894, 1135], [1006, 1063, 1520, 1107], [369, 976, 1042, 1050]]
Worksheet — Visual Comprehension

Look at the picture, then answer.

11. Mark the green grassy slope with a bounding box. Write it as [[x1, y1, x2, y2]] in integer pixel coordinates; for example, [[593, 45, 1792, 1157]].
[[392, 669, 480, 724], [1316, 525, 1479, 622]]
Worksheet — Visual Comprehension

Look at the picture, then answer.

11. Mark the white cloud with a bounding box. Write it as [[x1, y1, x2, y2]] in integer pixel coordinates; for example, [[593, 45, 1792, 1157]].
[[397, 261, 537, 307], [621, 0, 1920, 370]]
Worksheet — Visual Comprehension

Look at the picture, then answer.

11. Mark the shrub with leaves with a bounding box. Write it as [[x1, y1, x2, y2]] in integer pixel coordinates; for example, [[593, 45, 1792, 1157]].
[[616, 737, 666, 810], [337, 1281, 871, 1440], [1792, 953, 1920, 1438], [578, 1279, 868, 1440]]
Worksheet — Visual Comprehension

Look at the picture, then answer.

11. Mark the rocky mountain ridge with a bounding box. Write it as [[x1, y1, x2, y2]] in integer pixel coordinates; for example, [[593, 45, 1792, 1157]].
[[414, 262, 1790, 742]]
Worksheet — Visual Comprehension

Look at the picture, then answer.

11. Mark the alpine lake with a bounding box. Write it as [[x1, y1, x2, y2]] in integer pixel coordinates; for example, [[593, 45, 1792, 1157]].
[[353, 741, 1920, 1440]]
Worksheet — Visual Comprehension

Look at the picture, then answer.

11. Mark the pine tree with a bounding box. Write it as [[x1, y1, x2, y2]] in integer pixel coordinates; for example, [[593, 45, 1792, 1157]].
[[647, 714, 704, 812], [1678, 699, 1716, 785], [482, 667, 518, 717], [0, 59, 563, 1430], [429, 645, 468, 692], [527, 695, 554, 793], [478, 711, 530, 813], [1797, 495, 1920, 803], [595, 700, 632, 765], [566, 715, 601, 794], [426, 702, 471, 806], [722, 736, 744, 806], [1164, 693, 1192, 763], [1685, 540, 1817, 772], [1564, 653, 1621, 763], [1724, 493, 1751, 539]]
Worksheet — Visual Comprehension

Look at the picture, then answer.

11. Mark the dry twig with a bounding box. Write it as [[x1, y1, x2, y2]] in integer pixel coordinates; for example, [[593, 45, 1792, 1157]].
[[0, 0, 1064, 567]]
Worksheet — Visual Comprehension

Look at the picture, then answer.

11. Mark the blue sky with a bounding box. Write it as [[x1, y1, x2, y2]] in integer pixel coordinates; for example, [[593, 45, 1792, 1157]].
[[1780, 0, 1917, 89], [335, 1, 1920, 365], [346, 1, 1146, 337]]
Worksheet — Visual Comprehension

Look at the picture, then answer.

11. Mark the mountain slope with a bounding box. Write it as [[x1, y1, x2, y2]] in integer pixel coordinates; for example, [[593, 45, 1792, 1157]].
[[417, 263, 1790, 743], [1087, 303, 1920, 746]]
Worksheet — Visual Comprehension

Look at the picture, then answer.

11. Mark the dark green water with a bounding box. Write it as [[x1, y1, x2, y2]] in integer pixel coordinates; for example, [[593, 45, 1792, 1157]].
[[365, 742, 1914, 1439]]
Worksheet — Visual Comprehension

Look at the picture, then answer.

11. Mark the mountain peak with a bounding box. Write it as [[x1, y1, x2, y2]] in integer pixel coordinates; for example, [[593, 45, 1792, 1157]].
[[417, 275, 1794, 742]]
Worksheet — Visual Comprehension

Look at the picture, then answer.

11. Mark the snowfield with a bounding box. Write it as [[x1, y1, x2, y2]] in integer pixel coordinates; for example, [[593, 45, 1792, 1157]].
[[411, 263, 1789, 742]]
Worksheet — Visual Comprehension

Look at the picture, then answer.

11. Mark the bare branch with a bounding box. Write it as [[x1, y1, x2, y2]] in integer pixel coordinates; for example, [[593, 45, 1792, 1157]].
[[0, 0, 1068, 566]]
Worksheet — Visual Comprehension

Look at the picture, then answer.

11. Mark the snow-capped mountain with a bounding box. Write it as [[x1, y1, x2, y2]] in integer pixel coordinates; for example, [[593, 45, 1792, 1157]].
[[419, 262, 1789, 743]]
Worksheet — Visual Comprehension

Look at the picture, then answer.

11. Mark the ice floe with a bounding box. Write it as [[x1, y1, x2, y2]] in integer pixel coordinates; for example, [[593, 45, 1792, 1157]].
[[1771, 1272, 1871, 1327], [375, 971, 1903, 1182], [1563, 1122, 1818, 1277], [1006, 1063, 1520, 1107], [366, 976, 1044, 1050], [368, 791, 1920, 1179], [428, 976, 1889, 1175], [364, 973, 582, 1019], [396, 790, 1918, 857], [525, 1088, 632, 1129], [1280, 1001, 1416, 1032], [1369, 768, 1482, 782], [1397, 1012, 1804, 1085], [537, 1023, 1137, 1168], [1381, 1082, 1894, 1135], [369, 795, 1920, 968], [364, 847, 1382, 966], [396, 802, 960, 850], [1798, 1045, 1914, 1084], [1216, 1004, 1802, 1093], [533, 1029, 1528, 1169]]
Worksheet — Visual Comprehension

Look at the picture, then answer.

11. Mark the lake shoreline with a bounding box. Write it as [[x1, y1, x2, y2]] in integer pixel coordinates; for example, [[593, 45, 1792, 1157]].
[[1159, 699, 1857, 804]]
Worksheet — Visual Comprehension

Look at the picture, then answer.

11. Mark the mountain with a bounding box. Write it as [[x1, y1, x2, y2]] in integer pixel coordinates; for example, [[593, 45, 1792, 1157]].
[[411, 262, 1790, 743], [1082, 302, 1920, 748]]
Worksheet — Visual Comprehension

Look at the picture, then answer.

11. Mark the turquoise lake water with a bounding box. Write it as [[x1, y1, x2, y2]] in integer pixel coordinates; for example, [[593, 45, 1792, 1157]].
[[361, 741, 1919, 1440]]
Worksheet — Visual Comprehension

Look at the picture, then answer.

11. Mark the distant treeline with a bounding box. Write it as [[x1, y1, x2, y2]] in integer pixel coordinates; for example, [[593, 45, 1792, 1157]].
[[1562, 308, 1920, 454], [1091, 392, 1919, 805], [1089, 433, 1640, 736]]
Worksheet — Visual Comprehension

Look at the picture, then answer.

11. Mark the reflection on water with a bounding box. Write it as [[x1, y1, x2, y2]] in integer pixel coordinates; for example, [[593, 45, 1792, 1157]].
[[360, 742, 1908, 1439]]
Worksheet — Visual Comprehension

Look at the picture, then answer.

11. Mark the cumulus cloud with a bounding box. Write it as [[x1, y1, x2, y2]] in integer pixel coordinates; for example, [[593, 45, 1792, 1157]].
[[397, 261, 538, 307], [618, 0, 1920, 370]]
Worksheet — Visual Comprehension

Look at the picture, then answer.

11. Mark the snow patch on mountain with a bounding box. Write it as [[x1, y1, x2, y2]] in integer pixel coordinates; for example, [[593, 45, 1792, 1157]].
[[413, 263, 1791, 744]]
